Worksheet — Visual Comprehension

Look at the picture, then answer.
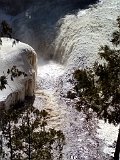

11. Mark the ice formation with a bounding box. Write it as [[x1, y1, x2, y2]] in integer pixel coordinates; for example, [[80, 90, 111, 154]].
[[0, 38, 37, 108]]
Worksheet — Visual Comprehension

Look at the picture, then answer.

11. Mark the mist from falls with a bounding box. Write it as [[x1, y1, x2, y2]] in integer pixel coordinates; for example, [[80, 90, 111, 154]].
[[0, 0, 120, 159]]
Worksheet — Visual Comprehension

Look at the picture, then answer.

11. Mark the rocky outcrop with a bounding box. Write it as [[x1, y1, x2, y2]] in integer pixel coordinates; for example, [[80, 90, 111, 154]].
[[0, 38, 37, 108]]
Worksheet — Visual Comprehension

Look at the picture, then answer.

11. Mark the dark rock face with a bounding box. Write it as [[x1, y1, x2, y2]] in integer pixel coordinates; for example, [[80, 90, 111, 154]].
[[0, 0, 99, 15], [0, 0, 33, 15]]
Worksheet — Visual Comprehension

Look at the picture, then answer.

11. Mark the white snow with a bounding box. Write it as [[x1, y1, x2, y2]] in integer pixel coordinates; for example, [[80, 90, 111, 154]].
[[0, 38, 37, 108]]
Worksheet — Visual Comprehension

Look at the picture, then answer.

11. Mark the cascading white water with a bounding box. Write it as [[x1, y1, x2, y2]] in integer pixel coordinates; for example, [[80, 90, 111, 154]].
[[54, 0, 120, 67], [0, 0, 99, 59], [0, 0, 120, 159]]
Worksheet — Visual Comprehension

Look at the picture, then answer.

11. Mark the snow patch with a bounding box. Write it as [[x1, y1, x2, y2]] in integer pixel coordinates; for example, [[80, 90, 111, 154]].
[[0, 38, 37, 108]]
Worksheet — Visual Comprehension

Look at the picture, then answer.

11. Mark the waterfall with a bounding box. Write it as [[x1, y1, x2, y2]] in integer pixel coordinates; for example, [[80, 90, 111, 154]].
[[0, 0, 99, 60], [54, 0, 120, 68], [0, 0, 120, 159], [1, 0, 118, 68]]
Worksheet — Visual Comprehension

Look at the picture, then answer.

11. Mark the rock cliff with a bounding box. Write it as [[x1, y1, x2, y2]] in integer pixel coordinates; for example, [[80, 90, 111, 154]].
[[0, 38, 37, 108]]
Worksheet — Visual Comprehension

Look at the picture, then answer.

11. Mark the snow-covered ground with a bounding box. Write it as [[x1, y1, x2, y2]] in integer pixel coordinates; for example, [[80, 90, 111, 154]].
[[0, 38, 37, 108]]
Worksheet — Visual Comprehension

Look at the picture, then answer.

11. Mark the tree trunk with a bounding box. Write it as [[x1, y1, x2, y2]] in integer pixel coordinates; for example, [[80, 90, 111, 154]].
[[114, 127, 120, 160]]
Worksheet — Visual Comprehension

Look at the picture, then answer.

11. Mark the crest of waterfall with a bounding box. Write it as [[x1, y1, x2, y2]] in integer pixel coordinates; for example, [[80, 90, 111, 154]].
[[54, 0, 120, 68]]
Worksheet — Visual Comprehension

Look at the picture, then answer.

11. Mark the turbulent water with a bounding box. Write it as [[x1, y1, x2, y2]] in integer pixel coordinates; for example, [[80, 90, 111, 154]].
[[0, 0, 120, 159]]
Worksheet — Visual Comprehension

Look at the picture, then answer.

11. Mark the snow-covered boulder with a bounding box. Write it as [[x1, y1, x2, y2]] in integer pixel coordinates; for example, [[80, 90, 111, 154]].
[[0, 38, 37, 108]]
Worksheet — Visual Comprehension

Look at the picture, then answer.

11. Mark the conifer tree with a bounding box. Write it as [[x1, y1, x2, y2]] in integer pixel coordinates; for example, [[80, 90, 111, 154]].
[[0, 103, 65, 160]]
